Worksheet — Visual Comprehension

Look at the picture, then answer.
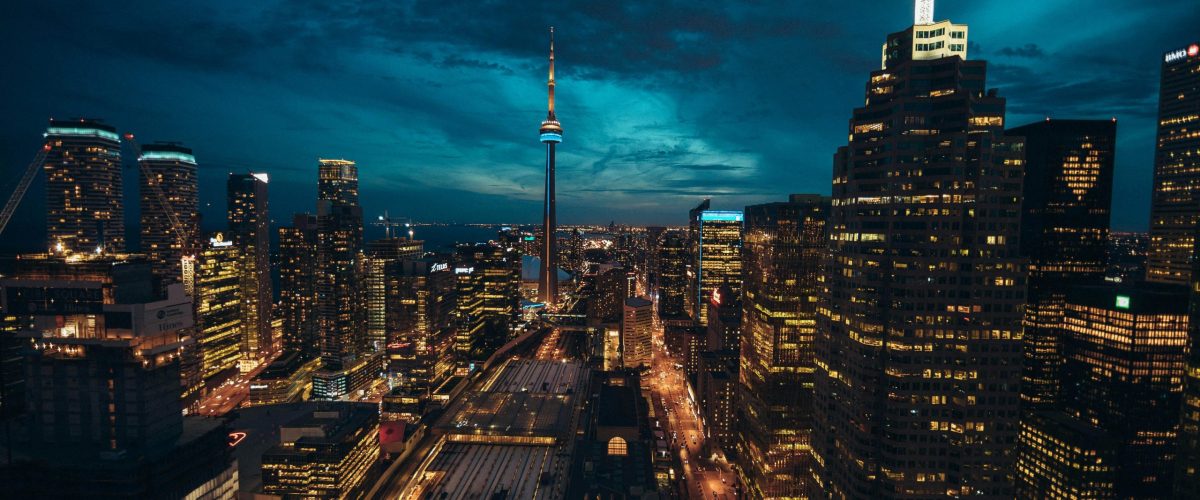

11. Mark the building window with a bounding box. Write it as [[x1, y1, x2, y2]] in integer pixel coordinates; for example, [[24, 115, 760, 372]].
[[607, 437, 628, 456]]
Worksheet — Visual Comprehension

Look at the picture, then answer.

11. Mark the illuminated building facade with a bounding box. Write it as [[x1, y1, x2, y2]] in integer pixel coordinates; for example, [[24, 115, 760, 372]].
[[195, 233, 243, 386], [538, 28, 562, 310], [705, 284, 741, 352], [738, 195, 828, 499], [365, 238, 424, 351], [589, 264, 633, 325], [1053, 284, 1189, 497], [138, 142, 199, 285], [453, 244, 520, 361], [247, 350, 322, 406], [1147, 41, 1200, 285], [279, 213, 319, 359], [0, 254, 237, 498], [43, 118, 125, 253], [384, 259, 457, 405], [621, 297, 653, 368], [1179, 236, 1200, 497], [316, 159, 365, 375], [686, 199, 711, 322], [1005, 119, 1115, 410], [227, 172, 273, 360], [698, 351, 738, 453], [657, 230, 689, 320], [1016, 411, 1116, 499], [812, 6, 1026, 498], [696, 210, 743, 327], [261, 404, 380, 499]]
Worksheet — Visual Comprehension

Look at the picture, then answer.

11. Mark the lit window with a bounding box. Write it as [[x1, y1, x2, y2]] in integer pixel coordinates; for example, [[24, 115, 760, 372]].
[[607, 437, 628, 456]]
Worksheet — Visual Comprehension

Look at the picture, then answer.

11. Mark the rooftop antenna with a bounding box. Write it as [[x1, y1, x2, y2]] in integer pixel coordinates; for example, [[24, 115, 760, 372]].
[[915, 0, 934, 25]]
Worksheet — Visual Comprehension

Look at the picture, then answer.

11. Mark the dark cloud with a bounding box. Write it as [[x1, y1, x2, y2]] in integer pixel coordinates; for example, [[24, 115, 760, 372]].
[[997, 44, 1045, 58], [1, 0, 1197, 240]]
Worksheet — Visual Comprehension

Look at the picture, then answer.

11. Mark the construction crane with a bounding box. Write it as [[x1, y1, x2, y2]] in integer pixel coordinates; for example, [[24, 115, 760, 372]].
[[122, 133, 192, 252], [373, 210, 414, 239], [0, 143, 51, 237]]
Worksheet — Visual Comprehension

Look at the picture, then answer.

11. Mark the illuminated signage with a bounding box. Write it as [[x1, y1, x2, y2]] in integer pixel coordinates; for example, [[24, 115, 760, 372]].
[[455, 266, 475, 274], [1165, 44, 1199, 64], [431, 263, 448, 273], [210, 232, 232, 247], [711, 288, 723, 306], [524, 236, 536, 241], [1115, 295, 1131, 310], [700, 211, 744, 222]]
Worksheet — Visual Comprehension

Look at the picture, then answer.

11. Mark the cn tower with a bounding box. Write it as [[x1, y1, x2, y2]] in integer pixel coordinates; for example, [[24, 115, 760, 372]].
[[538, 27, 562, 309]]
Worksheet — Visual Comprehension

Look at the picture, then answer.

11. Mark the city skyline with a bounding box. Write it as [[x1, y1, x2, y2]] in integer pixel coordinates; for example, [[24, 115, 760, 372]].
[[1, 1, 1196, 240], [4, 2, 1200, 499]]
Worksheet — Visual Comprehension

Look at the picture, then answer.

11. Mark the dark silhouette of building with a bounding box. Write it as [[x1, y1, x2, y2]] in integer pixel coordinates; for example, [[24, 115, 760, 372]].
[[1005, 119, 1116, 410]]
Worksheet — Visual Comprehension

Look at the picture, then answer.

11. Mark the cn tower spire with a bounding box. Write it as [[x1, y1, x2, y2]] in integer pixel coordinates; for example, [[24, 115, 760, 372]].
[[547, 26, 556, 120], [538, 26, 562, 310]]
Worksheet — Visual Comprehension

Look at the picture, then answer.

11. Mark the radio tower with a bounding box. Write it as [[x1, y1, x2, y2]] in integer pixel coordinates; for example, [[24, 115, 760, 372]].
[[538, 27, 562, 309]]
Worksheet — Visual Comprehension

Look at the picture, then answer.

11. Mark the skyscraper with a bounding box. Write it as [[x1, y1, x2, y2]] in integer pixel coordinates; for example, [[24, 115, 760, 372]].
[[316, 159, 365, 373], [738, 195, 828, 498], [538, 27, 562, 310], [1147, 41, 1200, 285], [279, 213, 319, 359], [1021, 284, 1188, 498], [1178, 232, 1200, 497], [138, 142, 199, 284], [657, 230, 689, 321], [43, 118, 125, 253], [195, 232, 243, 386], [1005, 119, 1116, 410], [696, 210, 743, 326], [812, 4, 1026, 497], [227, 172, 273, 360]]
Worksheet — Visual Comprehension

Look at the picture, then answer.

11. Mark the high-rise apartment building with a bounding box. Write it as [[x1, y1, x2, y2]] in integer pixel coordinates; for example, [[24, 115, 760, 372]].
[[812, 6, 1026, 497], [696, 211, 743, 327], [316, 159, 365, 374], [43, 118, 125, 253], [738, 195, 828, 498], [621, 297, 653, 369], [227, 172, 272, 360], [195, 233, 243, 386], [279, 213, 319, 359], [1005, 119, 1115, 410], [138, 142, 199, 284], [1147, 41, 1200, 284]]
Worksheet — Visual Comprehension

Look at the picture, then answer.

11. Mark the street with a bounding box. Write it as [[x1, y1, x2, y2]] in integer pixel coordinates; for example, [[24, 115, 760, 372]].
[[645, 321, 737, 499]]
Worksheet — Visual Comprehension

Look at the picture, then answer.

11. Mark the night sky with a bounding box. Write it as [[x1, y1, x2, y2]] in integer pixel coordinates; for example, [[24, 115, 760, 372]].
[[1, 0, 1197, 243]]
